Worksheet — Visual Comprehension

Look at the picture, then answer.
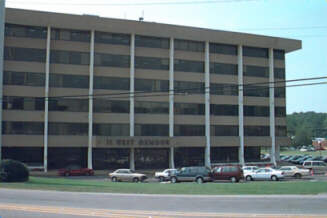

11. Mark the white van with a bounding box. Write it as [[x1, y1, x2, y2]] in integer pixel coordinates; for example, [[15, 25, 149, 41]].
[[303, 161, 327, 174]]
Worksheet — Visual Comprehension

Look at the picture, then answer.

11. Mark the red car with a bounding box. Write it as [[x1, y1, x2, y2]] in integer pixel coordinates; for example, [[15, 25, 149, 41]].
[[58, 165, 94, 176], [210, 165, 243, 183]]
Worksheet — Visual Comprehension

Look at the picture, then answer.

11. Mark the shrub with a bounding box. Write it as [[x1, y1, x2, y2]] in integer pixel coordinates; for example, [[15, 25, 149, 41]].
[[0, 159, 29, 182]]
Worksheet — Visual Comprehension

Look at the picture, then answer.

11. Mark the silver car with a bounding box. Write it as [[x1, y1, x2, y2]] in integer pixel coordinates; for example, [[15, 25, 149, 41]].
[[245, 168, 284, 181], [109, 169, 147, 182]]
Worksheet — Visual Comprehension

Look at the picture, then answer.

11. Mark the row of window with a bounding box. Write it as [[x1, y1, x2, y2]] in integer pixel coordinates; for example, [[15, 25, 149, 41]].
[[2, 121, 286, 136], [4, 23, 285, 59]]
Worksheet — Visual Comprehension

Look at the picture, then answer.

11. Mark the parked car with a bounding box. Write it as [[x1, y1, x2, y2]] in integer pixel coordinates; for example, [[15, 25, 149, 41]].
[[210, 165, 243, 182], [58, 165, 94, 176], [170, 166, 211, 184], [109, 169, 147, 182], [303, 161, 327, 174], [297, 156, 312, 165], [154, 169, 177, 182], [279, 166, 310, 179], [242, 166, 259, 174], [244, 168, 284, 181]]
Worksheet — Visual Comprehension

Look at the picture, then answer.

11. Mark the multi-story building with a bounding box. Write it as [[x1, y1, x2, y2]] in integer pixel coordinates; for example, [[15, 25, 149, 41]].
[[0, 8, 301, 171]]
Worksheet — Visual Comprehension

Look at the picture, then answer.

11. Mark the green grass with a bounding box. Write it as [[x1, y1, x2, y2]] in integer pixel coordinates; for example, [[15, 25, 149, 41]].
[[1, 177, 327, 195], [280, 150, 327, 157]]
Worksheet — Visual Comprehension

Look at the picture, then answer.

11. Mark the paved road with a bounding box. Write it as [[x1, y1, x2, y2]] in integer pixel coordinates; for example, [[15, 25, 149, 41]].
[[0, 188, 327, 217]]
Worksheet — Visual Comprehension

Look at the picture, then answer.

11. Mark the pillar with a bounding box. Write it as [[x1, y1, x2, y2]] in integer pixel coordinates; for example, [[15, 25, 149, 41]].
[[269, 48, 276, 166], [204, 41, 211, 168], [129, 34, 135, 170], [169, 37, 175, 169], [238, 45, 245, 166], [88, 30, 95, 169]]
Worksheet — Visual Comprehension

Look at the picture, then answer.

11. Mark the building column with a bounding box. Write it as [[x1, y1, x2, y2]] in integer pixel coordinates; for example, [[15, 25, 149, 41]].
[[43, 26, 51, 172], [129, 33, 135, 170], [88, 30, 95, 169], [269, 48, 276, 166], [204, 41, 211, 168], [0, 0, 5, 161], [169, 37, 175, 169], [238, 45, 245, 166]]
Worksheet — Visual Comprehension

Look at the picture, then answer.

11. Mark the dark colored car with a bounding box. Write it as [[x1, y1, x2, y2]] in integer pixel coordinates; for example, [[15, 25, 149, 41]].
[[58, 165, 94, 176], [170, 166, 211, 184], [210, 165, 243, 182]]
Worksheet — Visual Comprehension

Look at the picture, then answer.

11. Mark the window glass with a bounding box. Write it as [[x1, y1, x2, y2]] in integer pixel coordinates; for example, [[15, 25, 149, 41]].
[[275, 87, 285, 98], [243, 85, 269, 97], [275, 107, 286, 117], [94, 99, 129, 113], [174, 81, 204, 94], [210, 83, 238, 96], [175, 39, 204, 52], [135, 56, 169, 70], [48, 122, 88, 135], [275, 126, 287, 136], [210, 104, 238, 116], [243, 65, 269, 78], [50, 74, 89, 89], [174, 59, 204, 73], [94, 76, 129, 90], [95, 31, 130, 45], [5, 23, 47, 38], [135, 78, 169, 92], [94, 53, 130, 68], [51, 28, 90, 42], [135, 35, 169, 49], [4, 71, 45, 87], [135, 101, 169, 114], [2, 121, 44, 135], [135, 124, 169, 136], [3, 96, 44, 111], [4, 47, 46, 62], [175, 103, 204, 115], [174, 125, 205, 136], [93, 124, 129, 136], [49, 98, 88, 112], [243, 46, 268, 58], [211, 125, 239, 136], [51, 50, 90, 65], [244, 126, 270, 136], [274, 49, 285, 60], [210, 62, 237, 75], [209, 43, 237, 55], [244, 106, 269, 117], [274, 68, 285, 79]]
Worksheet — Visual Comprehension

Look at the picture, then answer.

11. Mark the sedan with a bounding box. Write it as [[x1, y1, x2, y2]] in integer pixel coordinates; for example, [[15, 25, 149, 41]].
[[279, 166, 310, 178], [58, 165, 94, 176], [109, 169, 147, 182], [245, 168, 284, 181]]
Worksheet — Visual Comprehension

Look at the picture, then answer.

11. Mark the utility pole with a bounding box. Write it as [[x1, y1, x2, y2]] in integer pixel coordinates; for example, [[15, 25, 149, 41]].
[[0, 0, 6, 161]]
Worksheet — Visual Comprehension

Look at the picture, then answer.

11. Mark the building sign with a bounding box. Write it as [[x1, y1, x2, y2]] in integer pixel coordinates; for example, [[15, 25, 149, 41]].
[[95, 137, 172, 147]]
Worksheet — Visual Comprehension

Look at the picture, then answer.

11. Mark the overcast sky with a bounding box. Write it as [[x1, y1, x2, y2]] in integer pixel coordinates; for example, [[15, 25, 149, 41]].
[[4, 0, 327, 114]]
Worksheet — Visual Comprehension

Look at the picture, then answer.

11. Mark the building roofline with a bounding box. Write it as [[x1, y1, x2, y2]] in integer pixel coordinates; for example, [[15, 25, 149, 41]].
[[5, 7, 301, 53]]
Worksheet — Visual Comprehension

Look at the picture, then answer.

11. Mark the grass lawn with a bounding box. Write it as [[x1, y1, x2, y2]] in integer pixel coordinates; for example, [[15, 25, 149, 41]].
[[1, 177, 327, 195], [280, 150, 327, 157]]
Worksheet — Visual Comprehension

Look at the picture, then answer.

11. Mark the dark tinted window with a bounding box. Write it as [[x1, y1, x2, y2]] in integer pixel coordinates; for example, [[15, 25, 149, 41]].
[[135, 124, 169, 136], [275, 107, 286, 117], [135, 101, 169, 114], [174, 59, 204, 73], [211, 125, 239, 136], [210, 104, 238, 116], [5, 23, 47, 38], [4, 71, 45, 87], [51, 50, 89, 65], [174, 125, 205, 136], [94, 99, 129, 113], [4, 47, 46, 62], [210, 62, 237, 76], [244, 106, 269, 117], [209, 43, 237, 55], [135, 79, 169, 92], [275, 87, 285, 98], [93, 124, 129, 136], [243, 46, 268, 58], [210, 83, 238, 96], [3, 96, 44, 111], [276, 126, 287, 136], [51, 28, 90, 42], [135, 35, 169, 49], [50, 74, 89, 89], [94, 76, 129, 90], [135, 56, 169, 70], [274, 49, 285, 60], [174, 81, 204, 94], [2, 121, 43, 135], [274, 68, 285, 79], [49, 98, 88, 112], [244, 126, 270, 136], [95, 31, 130, 45], [175, 103, 204, 115], [175, 39, 204, 52], [244, 65, 269, 78], [243, 85, 269, 97], [48, 122, 88, 135], [94, 53, 130, 68]]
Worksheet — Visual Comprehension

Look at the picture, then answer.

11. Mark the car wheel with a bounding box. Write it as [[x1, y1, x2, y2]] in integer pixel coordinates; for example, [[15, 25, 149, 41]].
[[64, 172, 70, 177], [196, 177, 203, 184], [294, 173, 302, 179], [271, 175, 278, 181], [171, 176, 177, 183], [133, 177, 139, 183], [111, 177, 117, 182], [246, 176, 253, 181], [230, 177, 237, 183], [159, 176, 164, 182]]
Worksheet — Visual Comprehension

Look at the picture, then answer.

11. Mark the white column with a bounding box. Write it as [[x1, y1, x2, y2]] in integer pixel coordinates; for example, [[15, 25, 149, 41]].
[[269, 48, 276, 166], [169, 37, 175, 169], [43, 26, 51, 172], [238, 45, 245, 166], [0, 0, 5, 161], [129, 34, 135, 170], [88, 30, 95, 169], [204, 41, 211, 168]]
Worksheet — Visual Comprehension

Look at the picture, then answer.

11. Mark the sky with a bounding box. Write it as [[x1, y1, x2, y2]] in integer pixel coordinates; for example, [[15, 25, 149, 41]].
[[4, 0, 327, 114]]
